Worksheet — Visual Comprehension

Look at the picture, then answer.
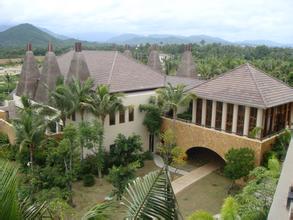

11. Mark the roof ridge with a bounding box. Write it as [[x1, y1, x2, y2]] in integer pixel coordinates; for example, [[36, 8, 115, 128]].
[[246, 63, 268, 107], [107, 51, 118, 85]]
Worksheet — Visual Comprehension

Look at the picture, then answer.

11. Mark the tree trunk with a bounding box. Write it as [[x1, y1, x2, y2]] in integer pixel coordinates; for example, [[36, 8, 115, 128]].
[[29, 145, 33, 170], [80, 145, 84, 161]]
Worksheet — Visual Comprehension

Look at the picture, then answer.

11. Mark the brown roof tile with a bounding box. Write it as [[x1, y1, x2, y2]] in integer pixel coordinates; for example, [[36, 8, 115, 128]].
[[166, 75, 205, 90], [191, 63, 293, 108]]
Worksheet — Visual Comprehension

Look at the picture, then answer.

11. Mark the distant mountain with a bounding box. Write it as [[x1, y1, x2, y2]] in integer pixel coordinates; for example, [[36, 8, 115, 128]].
[[0, 25, 11, 32], [0, 23, 66, 47], [40, 27, 70, 40], [236, 40, 285, 47], [107, 34, 229, 45]]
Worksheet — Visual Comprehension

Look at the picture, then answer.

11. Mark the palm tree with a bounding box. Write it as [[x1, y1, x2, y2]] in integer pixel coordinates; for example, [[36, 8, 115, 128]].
[[87, 84, 124, 126], [82, 201, 113, 220], [87, 84, 124, 177], [13, 97, 46, 169], [50, 83, 75, 127], [156, 83, 195, 129], [3, 72, 12, 95], [0, 160, 50, 219], [68, 78, 94, 121]]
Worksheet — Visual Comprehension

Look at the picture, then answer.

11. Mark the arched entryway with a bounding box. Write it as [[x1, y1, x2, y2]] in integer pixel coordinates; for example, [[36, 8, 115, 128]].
[[185, 147, 225, 171]]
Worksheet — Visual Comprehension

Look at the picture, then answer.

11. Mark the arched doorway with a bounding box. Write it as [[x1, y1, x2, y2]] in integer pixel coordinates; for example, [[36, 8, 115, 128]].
[[185, 147, 225, 171]]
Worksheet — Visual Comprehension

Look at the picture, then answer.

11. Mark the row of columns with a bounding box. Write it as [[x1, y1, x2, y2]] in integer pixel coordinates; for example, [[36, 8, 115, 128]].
[[192, 99, 263, 138]]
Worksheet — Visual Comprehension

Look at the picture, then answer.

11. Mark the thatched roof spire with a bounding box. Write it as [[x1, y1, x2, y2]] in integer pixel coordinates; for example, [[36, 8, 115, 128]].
[[147, 45, 162, 73], [177, 44, 197, 78], [34, 43, 62, 104], [123, 44, 132, 58], [65, 42, 90, 84], [16, 43, 40, 99]]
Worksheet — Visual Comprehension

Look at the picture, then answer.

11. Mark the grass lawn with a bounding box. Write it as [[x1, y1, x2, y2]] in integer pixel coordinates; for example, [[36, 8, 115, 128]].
[[176, 170, 232, 218], [70, 160, 161, 219]]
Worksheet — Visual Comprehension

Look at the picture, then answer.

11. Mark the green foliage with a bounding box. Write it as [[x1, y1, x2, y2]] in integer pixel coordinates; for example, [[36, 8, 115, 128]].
[[123, 168, 179, 219], [224, 148, 255, 181], [177, 111, 192, 121], [83, 174, 96, 187], [272, 129, 292, 160], [220, 196, 239, 220], [110, 133, 143, 167], [262, 150, 277, 167], [82, 201, 113, 220], [236, 157, 281, 220], [108, 161, 139, 200], [187, 210, 213, 220]]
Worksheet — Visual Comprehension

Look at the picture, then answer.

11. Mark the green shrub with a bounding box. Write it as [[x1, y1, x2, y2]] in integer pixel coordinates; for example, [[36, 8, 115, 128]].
[[83, 174, 95, 187], [187, 210, 213, 220], [141, 151, 154, 160], [177, 112, 192, 121], [262, 150, 277, 167]]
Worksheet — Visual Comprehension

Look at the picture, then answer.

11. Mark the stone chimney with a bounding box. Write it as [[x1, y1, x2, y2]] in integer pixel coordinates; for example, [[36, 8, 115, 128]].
[[26, 43, 32, 51], [147, 44, 162, 73], [123, 44, 132, 58], [48, 42, 53, 52], [177, 44, 197, 78], [75, 42, 82, 52]]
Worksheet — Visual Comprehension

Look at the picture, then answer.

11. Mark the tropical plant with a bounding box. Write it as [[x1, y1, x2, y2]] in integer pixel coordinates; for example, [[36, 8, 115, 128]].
[[156, 82, 195, 129], [68, 78, 94, 121], [110, 133, 143, 166], [82, 201, 113, 220], [187, 210, 213, 220], [108, 161, 139, 200], [0, 160, 50, 219], [220, 196, 239, 220], [123, 168, 180, 219], [224, 148, 255, 184]]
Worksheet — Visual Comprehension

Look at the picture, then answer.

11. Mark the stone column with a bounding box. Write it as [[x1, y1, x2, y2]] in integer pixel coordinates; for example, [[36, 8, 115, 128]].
[[232, 104, 238, 133], [201, 99, 207, 126], [256, 108, 263, 138], [243, 106, 250, 136], [211, 101, 217, 128], [221, 103, 227, 131], [192, 99, 197, 123]]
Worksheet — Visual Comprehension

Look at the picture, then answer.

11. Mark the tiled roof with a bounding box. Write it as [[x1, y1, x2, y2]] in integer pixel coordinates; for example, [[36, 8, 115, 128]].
[[57, 50, 165, 93], [191, 63, 293, 108], [166, 75, 205, 90]]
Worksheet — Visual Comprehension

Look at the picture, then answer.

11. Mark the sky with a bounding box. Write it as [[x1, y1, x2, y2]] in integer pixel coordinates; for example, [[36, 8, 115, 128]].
[[0, 0, 293, 43]]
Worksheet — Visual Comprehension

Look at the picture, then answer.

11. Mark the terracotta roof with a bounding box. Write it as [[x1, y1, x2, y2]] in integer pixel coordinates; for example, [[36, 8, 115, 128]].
[[16, 50, 40, 99], [166, 75, 205, 90], [57, 50, 165, 93], [191, 63, 293, 108]]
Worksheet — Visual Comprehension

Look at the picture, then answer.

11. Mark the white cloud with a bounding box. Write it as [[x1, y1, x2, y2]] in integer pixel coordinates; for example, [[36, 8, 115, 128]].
[[0, 0, 292, 43]]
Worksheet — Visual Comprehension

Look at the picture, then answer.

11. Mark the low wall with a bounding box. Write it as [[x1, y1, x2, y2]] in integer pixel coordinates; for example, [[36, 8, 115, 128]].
[[161, 117, 277, 165], [0, 119, 16, 144]]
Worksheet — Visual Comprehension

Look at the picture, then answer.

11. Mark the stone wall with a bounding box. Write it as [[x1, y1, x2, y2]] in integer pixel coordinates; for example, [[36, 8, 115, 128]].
[[0, 119, 16, 144], [161, 117, 277, 165]]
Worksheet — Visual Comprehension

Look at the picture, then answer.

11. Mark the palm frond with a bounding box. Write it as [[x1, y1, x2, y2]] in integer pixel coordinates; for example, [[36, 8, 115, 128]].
[[123, 168, 180, 220], [20, 197, 49, 220], [82, 201, 114, 220]]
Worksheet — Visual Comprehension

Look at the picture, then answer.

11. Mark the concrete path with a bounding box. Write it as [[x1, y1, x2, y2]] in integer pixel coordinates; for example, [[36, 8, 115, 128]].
[[153, 154, 189, 175], [171, 161, 221, 195]]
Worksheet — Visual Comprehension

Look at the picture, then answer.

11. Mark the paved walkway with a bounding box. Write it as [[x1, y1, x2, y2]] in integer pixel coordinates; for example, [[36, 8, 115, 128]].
[[153, 154, 189, 175], [171, 161, 221, 195]]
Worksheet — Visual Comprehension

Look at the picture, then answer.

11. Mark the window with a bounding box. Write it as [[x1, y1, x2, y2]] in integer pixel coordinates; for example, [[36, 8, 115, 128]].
[[196, 98, 202, 125], [215, 102, 223, 130], [109, 112, 116, 125], [237, 105, 245, 135], [205, 100, 213, 127], [226, 104, 233, 133], [119, 109, 125, 123], [129, 106, 134, 121], [249, 107, 257, 133], [71, 112, 76, 121]]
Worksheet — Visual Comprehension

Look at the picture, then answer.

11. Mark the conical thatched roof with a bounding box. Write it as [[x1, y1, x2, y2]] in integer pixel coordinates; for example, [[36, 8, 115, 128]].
[[34, 43, 62, 104], [123, 45, 132, 58], [16, 43, 40, 99], [177, 44, 197, 78], [147, 45, 162, 73], [65, 42, 90, 83]]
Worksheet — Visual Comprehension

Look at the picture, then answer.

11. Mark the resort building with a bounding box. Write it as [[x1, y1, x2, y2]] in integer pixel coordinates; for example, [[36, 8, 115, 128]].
[[2, 42, 293, 164]]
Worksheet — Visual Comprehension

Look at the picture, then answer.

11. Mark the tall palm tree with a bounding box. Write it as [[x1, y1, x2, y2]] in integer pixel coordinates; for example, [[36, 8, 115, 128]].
[[87, 84, 124, 126], [50, 83, 75, 127], [68, 78, 94, 121], [13, 97, 47, 169], [3, 72, 13, 95], [87, 84, 124, 177], [156, 83, 195, 129], [0, 160, 50, 219]]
